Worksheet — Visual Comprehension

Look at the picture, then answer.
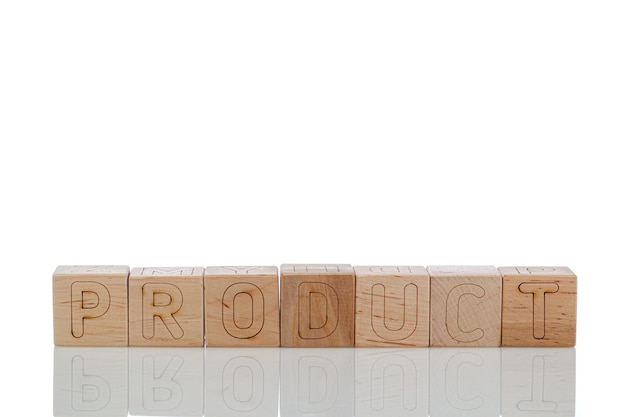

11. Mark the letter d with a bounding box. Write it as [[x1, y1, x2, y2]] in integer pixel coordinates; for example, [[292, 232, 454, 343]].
[[298, 282, 339, 339]]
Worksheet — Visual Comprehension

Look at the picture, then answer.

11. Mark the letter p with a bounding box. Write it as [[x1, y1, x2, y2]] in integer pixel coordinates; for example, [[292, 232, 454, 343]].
[[71, 281, 111, 338]]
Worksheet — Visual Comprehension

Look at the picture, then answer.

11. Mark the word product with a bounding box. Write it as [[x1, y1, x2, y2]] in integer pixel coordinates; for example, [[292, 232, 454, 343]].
[[52, 264, 577, 347]]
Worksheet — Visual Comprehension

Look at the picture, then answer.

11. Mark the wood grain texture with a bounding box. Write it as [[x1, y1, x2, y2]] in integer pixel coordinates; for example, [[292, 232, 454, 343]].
[[280, 264, 355, 347], [499, 266, 577, 347], [204, 266, 279, 347], [53, 265, 129, 346], [129, 267, 204, 347], [428, 265, 502, 347], [354, 266, 430, 347]]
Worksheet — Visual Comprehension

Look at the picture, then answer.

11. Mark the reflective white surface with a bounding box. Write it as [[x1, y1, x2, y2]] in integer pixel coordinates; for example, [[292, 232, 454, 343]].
[[53, 347, 575, 417]]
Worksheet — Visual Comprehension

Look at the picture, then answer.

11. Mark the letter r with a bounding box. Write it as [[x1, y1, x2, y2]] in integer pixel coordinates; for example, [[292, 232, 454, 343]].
[[142, 283, 184, 339]]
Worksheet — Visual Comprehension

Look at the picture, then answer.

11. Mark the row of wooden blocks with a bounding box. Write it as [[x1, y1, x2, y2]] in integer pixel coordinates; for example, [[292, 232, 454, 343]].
[[53, 264, 577, 347]]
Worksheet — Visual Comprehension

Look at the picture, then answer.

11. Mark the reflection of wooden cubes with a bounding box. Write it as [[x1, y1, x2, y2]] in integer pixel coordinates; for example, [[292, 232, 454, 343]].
[[502, 348, 576, 417], [206, 348, 279, 417], [129, 348, 204, 416], [428, 266, 502, 347], [53, 265, 129, 346], [129, 267, 204, 347], [204, 266, 279, 347], [280, 264, 355, 347], [355, 348, 429, 417], [354, 266, 430, 347], [499, 267, 577, 347], [54, 347, 128, 416], [430, 348, 500, 417], [281, 348, 354, 416]]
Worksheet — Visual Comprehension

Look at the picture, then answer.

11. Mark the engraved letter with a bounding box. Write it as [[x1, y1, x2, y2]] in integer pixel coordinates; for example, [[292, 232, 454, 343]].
[[71, 281, 111, 338], [371, 283, 418, 341], [222, 282, 265, 339], [519, 282, 559, 339], [298, 283, 339, 339], [142, 283, 184, 339], [446, 284, 485, 342]]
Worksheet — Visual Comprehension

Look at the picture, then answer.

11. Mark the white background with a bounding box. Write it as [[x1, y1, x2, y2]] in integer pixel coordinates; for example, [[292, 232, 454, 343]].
[[1, 1, 624, 415]]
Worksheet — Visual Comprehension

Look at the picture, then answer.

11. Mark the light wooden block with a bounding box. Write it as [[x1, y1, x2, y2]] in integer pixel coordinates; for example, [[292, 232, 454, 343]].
[[499, 266, 577, 347], [428, 265, 502, 347], [280, 264, 355, 347], [354, 266, 430, 347], [204, 266, 280, 347], [53, 265, 129, 346], [129, 267, 204, 347]]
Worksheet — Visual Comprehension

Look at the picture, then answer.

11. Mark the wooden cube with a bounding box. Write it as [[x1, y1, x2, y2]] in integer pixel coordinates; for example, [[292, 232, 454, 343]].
[[204, 266, 280, 347], [129, 267, 204, 347], [499, 266, 577, 347], [354, 266, 430, 347], [280, 264, 355, 347], [428, 265, 502, 347], [53, 265, 129, 346]]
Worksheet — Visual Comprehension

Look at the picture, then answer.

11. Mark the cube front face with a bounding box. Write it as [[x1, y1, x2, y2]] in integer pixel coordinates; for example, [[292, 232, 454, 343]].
[[129, 267, 204, 347], [280, 264, 355, 347], [355, 266, 430, 347], [204, 266, 280, 347], [429, 266, 502, 347], [53, 265, 129, 346], [500, 267, 577, 347]]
